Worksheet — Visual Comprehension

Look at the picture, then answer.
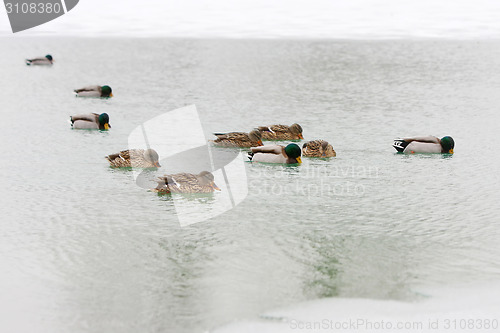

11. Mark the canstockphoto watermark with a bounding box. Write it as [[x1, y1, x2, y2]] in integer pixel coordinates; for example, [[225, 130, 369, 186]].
[[252, 165, 379, 198], [289, 318, 499, 331], [127, 105, 378, 226], [255, 180, 367, 197], [130, 105, 249, 227], [4, 0, 79, 33]]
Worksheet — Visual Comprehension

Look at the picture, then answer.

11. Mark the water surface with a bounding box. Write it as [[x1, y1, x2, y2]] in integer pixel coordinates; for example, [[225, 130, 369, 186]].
[[0, 38, 499, 333]]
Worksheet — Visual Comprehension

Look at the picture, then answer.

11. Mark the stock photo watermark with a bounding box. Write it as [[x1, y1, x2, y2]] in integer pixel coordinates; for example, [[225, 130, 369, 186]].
[[289, 317, 499, 331], [252, 164, 379, 198], [129, 105, 249, 227], [4, 0, 78, 32], [125, 104, 382, 227], [125, 105, 382, 227]]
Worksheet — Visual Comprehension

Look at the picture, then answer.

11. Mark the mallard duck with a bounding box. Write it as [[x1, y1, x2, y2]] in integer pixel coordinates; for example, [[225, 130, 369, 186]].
[[74, 85, 113, 98], [70, 113, 110, 130], [212, 130, 263, 148], [302, 140, 336, 157], [257, 123, 303, 140], [106, 149, 161, 168], [26, 54, 53, 66], [153, 171, 221, 194], [247, 143, 302, 164], [393, 136, 455, 154]]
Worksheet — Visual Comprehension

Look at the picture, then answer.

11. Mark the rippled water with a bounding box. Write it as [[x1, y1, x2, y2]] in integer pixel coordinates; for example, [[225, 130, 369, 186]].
[[1, 38, 500, 333]]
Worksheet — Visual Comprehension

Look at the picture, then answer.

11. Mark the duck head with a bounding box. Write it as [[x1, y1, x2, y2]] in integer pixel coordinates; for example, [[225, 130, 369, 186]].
[[285, 143, 302, 164], [440, 136, 455, 154], [144, 149, 161, 167], [249, 130, 263, 146], [98, 113, 110, 130], [198, 171, 221, 191], [101, 85, 113, 97], [45, 54, 53, 61], [290, 123, 303, 139]]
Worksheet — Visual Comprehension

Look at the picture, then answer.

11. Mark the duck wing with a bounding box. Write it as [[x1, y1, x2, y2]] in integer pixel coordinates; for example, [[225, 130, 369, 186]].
[[214, 132, 249, 140], [268, 124, 290, 133], [70, 113, 98, 123], [160, 173, 195, 192], [74, 85, 100, 93], [119, 149, 132, 160], [303, 140, 321, 155]]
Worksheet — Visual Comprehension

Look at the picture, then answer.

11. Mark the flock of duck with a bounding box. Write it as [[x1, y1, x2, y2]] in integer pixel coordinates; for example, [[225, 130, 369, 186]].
[[27, 54, 455, 194]]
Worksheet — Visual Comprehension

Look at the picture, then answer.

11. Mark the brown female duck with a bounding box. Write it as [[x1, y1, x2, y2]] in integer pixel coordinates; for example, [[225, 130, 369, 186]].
[[257, 123, 303, 140], [212, 130, 263, 148], [153, 171, 221, 194], [302, 140, 336, 157], [106, 149, 161, 168]]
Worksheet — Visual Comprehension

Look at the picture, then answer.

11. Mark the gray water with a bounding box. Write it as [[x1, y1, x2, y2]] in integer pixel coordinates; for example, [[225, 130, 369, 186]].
[[1, 38, 500, 333]]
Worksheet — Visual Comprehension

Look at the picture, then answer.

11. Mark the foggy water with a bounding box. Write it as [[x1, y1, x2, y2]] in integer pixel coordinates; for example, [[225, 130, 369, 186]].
[[0, 38, 499, 332], [3, 0, 500, 39]]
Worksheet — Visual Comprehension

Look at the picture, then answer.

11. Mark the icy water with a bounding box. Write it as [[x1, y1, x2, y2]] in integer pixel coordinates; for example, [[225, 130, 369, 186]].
[[1, 38, 500, 333]]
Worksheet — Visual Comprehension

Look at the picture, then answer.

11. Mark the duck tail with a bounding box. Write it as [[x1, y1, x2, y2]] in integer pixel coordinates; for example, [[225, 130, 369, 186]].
[[247, 152, 254, 161], [393, 139, 408, 153]]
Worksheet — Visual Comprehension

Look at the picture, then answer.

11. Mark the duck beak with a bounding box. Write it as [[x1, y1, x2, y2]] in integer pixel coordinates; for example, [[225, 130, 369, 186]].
[[212, 182, 221, 191], [109, 93, 114, 97], [298, 134, 304, 139], [104, 123, 110, 130], [296, 156, 302, 164], [154, 161, 161, 167], [258, 140, 263, 146], [449, 149, 454, 154]]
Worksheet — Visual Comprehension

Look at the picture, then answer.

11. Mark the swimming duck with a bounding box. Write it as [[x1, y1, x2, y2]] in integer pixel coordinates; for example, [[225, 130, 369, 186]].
[[393, 136, 455, 154], [153, 171, 221, 194], [74, 85, 113, 98], [302, 140, 336, 157], [212, 130, 263, 148], [106, 149, 161, 168], [248, 143, 302, 164], [26, 54, 53, 66], [70, 113, 110, 130], [257, 123, 304, 140]]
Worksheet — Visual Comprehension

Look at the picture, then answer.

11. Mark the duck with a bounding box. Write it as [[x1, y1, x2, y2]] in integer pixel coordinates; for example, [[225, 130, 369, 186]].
[[393, 136, 455, 154], [302, 140, 336, 157], [153, 171, 221, 194], [106, 149, 161, 168], [257, 123, 303, 140], [247, 143, 302, 164], [26, 54, 53, 66], [74, 85, 113, 98], [212, 130, 263, 148], [70, 113, 110, 130]]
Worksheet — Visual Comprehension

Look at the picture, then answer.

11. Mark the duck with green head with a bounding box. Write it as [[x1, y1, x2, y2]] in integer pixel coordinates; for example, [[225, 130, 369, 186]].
[[248, 143, 302, 164], [74, 85, 113, 98], [26, 54, 53, 66], [393, 136, 455, 154], [70, 113, 110, 130]]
